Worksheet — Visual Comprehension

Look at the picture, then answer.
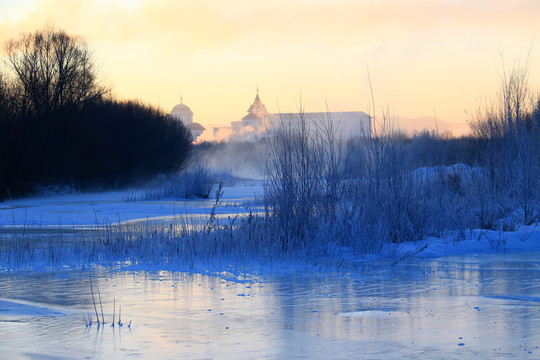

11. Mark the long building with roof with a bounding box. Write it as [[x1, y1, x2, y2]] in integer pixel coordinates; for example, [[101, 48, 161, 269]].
[[222, 89, 371, 142]]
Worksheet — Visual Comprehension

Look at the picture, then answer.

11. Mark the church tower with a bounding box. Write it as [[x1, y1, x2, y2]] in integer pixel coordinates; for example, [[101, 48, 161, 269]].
[[241, 87, 269, 128]]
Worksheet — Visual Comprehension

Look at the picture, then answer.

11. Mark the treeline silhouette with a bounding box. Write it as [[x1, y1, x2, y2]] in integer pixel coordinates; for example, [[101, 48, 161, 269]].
[[0, 27, 192, 198]]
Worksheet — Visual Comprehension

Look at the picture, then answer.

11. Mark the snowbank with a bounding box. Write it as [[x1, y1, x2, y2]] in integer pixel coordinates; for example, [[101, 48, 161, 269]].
[[0, 181, 264, 228], [398, 224, 540, 259]]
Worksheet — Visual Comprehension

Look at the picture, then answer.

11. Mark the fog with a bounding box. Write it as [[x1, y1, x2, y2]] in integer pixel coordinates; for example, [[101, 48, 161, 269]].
[[192, 140, 268, 180]]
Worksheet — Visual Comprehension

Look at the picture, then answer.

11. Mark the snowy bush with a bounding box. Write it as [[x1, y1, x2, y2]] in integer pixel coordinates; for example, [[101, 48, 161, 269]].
[[470, 60, 540, 225], [264, 110, 344, 253], [141, 164, 215, 200]]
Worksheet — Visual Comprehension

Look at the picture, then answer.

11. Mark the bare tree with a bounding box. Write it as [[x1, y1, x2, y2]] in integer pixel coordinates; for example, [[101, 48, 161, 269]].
[[4, 26, 106, 119]]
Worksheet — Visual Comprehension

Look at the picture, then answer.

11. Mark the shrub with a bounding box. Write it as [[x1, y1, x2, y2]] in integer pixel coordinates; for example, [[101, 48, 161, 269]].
[[141, 164, 215, 200], [469, 59, 540, 224]]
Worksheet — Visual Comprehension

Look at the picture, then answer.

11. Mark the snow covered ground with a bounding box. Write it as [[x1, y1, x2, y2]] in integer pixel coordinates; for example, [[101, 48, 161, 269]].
[[2, 179, 539, 259], [0, 181, 265, 229], [398, 224, 540, 259]]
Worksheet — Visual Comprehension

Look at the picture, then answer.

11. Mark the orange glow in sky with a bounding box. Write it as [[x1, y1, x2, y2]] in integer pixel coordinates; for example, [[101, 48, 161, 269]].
[[1, 0, 539, 128]]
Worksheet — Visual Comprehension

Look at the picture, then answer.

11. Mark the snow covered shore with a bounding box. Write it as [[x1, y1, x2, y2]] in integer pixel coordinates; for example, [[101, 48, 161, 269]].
[[399, 224, 540, 259], [0, 181, 264, 229], [2, 180, 540, 263]]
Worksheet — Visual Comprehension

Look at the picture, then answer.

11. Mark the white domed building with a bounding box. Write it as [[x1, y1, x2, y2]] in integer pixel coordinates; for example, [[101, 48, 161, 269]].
[[171, 103, 193, 124], [169, 98, 205, 141]]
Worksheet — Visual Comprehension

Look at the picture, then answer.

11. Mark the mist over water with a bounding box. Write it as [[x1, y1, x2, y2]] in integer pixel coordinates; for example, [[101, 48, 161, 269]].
[[192, 141, 268, 180]]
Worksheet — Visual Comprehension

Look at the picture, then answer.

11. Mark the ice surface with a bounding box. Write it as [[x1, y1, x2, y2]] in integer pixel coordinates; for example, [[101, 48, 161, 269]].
[[0, 299, 67, 316], [1, 252, 540, 359]]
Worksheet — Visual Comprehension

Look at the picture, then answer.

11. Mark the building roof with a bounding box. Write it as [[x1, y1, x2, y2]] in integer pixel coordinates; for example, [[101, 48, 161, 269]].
[[243, 91, 269, 121], [247, 94, 267, 113], [249, 93, 263, 109], [171, 103, 193, 115], [242, 113, 262, 120], [187, 122, 205, 131]]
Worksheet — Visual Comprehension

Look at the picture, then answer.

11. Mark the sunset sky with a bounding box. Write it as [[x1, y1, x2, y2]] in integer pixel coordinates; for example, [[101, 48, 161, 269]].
[[1, 0, 539, 129]]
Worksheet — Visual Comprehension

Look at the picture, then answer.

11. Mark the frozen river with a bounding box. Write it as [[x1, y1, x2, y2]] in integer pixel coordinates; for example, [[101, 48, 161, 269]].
[[1, 251, 540, 359], [1, 183, 540, 358]]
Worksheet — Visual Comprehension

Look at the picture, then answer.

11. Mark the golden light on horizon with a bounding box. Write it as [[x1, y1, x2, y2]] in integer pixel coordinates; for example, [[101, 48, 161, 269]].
[[1, 0, 539, 129]]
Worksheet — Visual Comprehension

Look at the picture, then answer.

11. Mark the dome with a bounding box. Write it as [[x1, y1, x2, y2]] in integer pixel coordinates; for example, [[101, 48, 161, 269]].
[[171, 103, 193, 115], [170, 99, 194, 125]]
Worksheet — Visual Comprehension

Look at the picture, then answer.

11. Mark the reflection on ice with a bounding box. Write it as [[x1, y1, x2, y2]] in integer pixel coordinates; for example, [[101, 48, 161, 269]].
[[0, 299, 67, 317], [486, 295, 540, 302], [1, 252, 540, 359], [338, 310, 395, 318]]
